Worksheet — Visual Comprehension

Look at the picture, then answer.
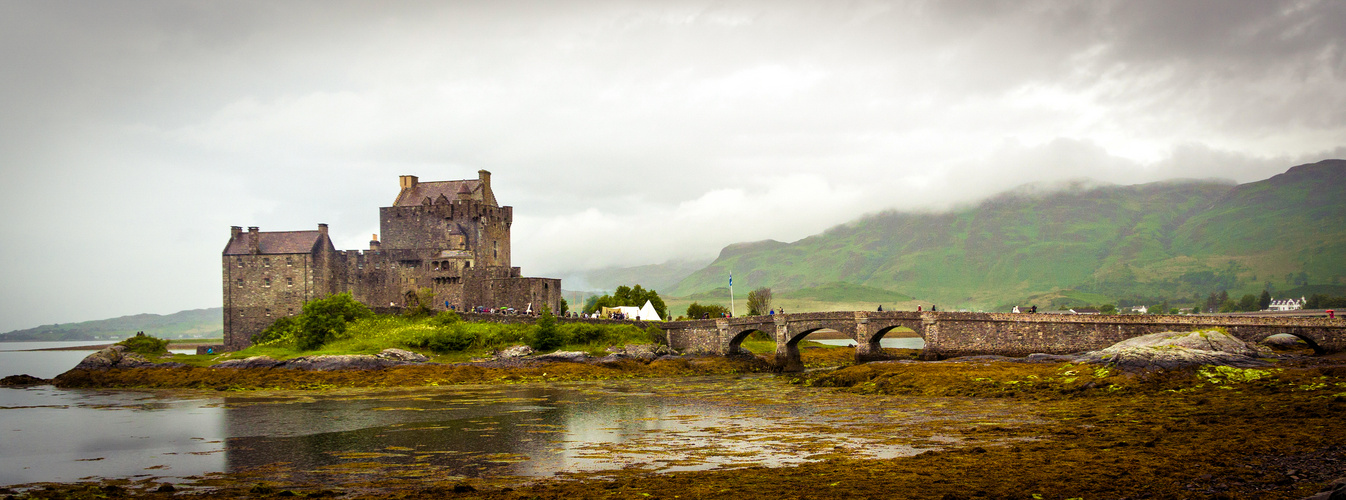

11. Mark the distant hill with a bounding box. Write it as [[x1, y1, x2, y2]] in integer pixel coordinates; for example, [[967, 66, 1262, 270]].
[[0, 308, 222, 341], [670, 159, 1346, 311]]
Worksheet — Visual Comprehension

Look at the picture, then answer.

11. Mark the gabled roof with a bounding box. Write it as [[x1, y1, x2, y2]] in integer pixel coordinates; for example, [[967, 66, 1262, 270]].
[[393, 180, 482, 207], [223, 231, 324, 255]]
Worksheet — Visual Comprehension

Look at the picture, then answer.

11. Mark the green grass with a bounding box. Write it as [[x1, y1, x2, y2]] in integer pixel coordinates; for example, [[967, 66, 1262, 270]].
[[196, 314, 662, 366]]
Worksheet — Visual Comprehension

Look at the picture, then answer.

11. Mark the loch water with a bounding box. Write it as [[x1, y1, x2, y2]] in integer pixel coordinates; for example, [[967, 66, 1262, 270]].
[[2, 337, 1030, 490]]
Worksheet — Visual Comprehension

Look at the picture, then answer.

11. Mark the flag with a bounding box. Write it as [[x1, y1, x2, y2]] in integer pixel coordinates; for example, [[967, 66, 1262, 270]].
[[729, 272, 733, 286]]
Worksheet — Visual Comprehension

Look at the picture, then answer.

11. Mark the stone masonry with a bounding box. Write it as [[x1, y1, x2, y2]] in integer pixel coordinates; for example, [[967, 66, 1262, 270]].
[[222, 171, 561, 350], [662, 311, 1346, 372]]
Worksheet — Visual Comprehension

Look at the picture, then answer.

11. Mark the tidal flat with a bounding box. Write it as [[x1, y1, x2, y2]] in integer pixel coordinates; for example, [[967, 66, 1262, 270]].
[[5, 350, 1346, 499]]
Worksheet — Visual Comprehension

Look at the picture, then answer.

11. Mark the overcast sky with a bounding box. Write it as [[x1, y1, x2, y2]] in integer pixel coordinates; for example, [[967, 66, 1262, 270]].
[[2, 0, 1344, 330]]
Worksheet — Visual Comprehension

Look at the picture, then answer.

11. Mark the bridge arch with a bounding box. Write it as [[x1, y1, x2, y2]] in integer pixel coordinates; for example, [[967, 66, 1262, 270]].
[[1253, 331, 1325, 355], [726, 327, 773, 356]]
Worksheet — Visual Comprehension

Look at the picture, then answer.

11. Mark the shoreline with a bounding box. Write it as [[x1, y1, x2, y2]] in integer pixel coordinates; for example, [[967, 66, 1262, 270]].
[[4, 359, 1344, 499], [18, 341, 221, 352]]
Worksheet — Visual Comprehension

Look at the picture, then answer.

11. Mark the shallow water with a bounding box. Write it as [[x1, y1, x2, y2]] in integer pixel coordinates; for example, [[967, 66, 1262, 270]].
[[813, 337, 925, 349], [0, 375, 1039, 488]]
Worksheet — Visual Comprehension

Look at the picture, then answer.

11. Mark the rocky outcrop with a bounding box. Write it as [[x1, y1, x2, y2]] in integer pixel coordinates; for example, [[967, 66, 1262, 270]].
[[0, 374, 49, 386], [72, 345, 182, 370], [212, 348, 433, 371], [1074, 330, 1272, 370], [377, 348, 429, 363], [534, 351, 589, 362], [498, 345, 534, 358]]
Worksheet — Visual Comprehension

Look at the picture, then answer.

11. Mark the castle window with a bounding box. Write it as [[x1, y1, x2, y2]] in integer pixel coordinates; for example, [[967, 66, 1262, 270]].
[[263, 278, 272, 287], [263, 258, 270, 267], [236, 278, 243, 288], [286, 256, 293, 266], [265, 308, 271, 316], [287, 277, 294, 286], [236, 258, 243, 268]]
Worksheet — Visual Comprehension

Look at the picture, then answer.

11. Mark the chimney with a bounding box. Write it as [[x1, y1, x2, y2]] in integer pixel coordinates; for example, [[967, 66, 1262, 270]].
[[478, 170, 491, 188], [247, 227, 260, 254], [318, 223, 328, 237], [231, 226, 242, 241], [370, 233, 381, 251], [399, 175, 418, 191]]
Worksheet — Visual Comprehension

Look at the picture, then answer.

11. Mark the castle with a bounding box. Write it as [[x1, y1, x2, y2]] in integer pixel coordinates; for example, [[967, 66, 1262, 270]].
[[221, 171, 561, 350]]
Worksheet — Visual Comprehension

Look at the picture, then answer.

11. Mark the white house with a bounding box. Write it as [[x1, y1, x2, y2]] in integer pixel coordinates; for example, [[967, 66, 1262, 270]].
[[1268, 296, 1306, 311]]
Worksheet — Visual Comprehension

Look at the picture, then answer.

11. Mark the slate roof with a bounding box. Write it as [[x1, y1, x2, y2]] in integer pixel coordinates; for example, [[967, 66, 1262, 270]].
[[223, 230, 324, 255], [393, 180, 482, 207]]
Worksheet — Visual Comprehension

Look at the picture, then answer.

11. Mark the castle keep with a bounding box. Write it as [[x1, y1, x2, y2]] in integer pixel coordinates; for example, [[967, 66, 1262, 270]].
[[222, 171, 561, 350]]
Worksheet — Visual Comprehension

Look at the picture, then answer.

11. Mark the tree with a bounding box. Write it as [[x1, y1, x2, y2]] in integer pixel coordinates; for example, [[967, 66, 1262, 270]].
[[686, 302, 730, 319], [581, 284, 668, 319], [559, 298, 569, 315], [1236, 294, 1258, 312], [1099, 304, 1117, 315], [746, 287, 773, 316], [1258, 290, 1272, 311], [528, 307, 561, 351]]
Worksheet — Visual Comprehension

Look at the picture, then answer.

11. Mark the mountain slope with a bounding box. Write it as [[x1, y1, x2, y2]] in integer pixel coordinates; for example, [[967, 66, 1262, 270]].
[[671, 160, 1346, 310], [0, 308, 223, 341]]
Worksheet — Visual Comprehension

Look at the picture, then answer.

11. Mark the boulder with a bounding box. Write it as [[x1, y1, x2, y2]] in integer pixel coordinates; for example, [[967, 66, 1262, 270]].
[[1076, 330, 1271, 371], [72, 345, 127, 370], [623, 344, 657, 360], [377, 348, 429, 363], [499, 345, 534, 358], [535, 351, 588, 362]]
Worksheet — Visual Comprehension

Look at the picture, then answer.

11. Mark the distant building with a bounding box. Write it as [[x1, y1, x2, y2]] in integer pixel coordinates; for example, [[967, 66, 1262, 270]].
[[1125, 305, 1148, 314], [222, 171, 562, 350], [1267, 296, 1306, 312]]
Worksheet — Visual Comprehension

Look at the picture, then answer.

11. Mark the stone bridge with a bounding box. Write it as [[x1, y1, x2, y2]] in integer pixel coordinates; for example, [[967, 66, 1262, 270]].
[[661, 311, 1346, 372]]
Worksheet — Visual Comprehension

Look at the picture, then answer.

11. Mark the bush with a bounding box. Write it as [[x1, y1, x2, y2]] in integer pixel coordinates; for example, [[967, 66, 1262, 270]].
[[528, 308, 562, 351], [117, 332, 168, 356], [253, 316, 301, 346], [686, 302, 730, 319], [296, 293, 373, 350], [420, 325, 477, 353]]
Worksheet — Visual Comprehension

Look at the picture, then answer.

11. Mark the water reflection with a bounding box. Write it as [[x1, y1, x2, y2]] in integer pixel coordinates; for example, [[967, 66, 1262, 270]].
[[3, 376, 1038, 488], [0, 386, 226, 486]]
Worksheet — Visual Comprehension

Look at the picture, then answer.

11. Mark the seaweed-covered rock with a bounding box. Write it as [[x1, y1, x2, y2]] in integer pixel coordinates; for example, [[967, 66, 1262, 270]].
[[1077, 330, 1271, 371], [1301, 475, 1346, 500], [0, 374, 49, 386], [377, 348, 429, 363], [214, 356, 281, 369], [280, 355, 399, 371]]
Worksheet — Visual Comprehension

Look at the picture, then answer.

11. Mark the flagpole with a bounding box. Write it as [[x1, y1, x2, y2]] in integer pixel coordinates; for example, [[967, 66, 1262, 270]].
[[729, 272, 735, 317]]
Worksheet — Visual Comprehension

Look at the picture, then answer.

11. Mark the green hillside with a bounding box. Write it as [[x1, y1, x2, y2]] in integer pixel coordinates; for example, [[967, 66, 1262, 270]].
[[0, 308, 223, 341], [670, 159, 1346, 311]]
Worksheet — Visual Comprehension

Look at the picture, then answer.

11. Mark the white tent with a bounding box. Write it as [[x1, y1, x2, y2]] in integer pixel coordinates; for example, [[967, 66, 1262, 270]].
[[638, 300, 662, 321]]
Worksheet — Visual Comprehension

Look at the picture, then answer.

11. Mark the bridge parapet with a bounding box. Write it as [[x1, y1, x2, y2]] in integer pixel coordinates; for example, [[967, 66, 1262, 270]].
[[661, 310, 1346, 371]]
